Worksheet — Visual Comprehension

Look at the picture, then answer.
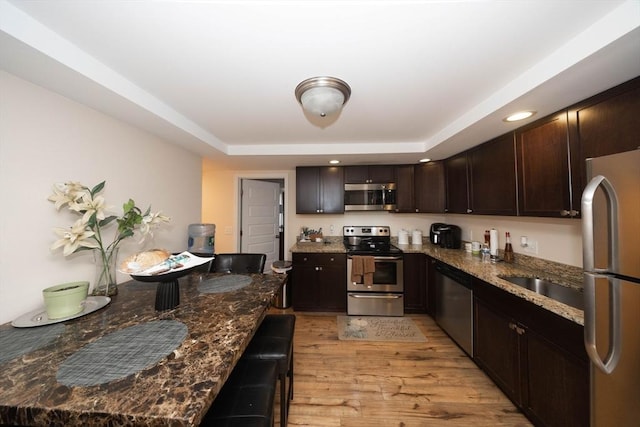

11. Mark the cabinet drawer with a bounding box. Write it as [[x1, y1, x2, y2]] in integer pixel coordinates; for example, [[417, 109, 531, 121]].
[[293, 253, 345, 266]]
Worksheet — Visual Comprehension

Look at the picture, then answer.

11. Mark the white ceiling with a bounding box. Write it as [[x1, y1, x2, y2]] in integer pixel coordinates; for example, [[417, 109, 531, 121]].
[[1, 1, 639, 171]]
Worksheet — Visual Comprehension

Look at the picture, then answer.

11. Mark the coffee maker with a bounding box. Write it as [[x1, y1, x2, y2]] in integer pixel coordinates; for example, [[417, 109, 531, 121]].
[[429, 223, 462, 249]]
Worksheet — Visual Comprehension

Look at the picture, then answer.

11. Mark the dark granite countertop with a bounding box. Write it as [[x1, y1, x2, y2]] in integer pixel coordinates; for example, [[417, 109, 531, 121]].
[[0, 273, 283, 427], [290, 238, 584, 325]]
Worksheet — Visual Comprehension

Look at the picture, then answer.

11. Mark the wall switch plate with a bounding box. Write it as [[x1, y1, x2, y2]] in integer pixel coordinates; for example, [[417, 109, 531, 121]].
[[523, 239, 538, 254]]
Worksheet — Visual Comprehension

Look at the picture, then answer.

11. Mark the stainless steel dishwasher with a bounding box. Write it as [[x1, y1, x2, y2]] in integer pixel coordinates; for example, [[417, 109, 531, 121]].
[[435, 261, 473, 356]]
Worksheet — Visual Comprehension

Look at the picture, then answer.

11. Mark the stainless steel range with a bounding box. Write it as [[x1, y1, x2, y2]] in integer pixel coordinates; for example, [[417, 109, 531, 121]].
[[344, 226, 404, 316]]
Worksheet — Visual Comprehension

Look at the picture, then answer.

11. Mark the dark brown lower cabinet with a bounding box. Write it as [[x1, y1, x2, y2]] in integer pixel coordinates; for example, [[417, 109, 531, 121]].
[[473, 279, 589, 427], [291, 253, 346, 312], [403, 253, 426, 313]]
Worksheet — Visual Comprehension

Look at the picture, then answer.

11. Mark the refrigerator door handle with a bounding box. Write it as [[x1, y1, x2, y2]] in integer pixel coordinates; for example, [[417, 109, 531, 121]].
[[584, 272, 621, 374], [581, 174, 619, 273]]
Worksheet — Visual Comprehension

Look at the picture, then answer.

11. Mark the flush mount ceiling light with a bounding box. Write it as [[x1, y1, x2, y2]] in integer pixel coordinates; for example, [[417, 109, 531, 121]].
[[295, 76, 351, 118], [504, 110, 536, 122]]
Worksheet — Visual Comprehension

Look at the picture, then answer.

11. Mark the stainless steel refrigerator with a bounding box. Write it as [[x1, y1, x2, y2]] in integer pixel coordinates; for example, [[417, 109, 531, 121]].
[[582, 148, 640, 426]]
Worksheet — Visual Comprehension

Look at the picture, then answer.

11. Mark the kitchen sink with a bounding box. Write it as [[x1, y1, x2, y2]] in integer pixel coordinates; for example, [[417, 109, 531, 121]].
[[500, 276, 584, 310]]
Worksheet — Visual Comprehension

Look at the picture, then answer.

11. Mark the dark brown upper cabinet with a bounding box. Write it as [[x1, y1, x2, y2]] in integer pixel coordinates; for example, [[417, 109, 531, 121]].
[[444, 152, 470, 214], [515, 111, 580, 218], [568, 76, 640, 192], [415, 161, 445, 213], [344, 165, 396, 184], [296, 166, 344, 214], [469, 133, 518, 216], [394, 165, 415, 213]]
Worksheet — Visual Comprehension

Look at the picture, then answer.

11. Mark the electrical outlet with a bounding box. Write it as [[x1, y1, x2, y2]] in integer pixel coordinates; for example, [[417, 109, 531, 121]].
[[523, 239, 538, 254], [224, 226, 232, 235]]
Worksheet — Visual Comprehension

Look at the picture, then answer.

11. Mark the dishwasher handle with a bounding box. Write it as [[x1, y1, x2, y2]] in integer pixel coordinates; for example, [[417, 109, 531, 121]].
[[435, 262, 472, 289]]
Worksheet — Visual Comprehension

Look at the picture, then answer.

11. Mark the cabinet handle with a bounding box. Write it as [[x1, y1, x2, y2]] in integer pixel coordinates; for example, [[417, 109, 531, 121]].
[[509, 322, 525, 335], [466, 209, 473, 214], [571, 209, 580, 216], [560, 209, 571, 216], [314, 266, 323, 271]]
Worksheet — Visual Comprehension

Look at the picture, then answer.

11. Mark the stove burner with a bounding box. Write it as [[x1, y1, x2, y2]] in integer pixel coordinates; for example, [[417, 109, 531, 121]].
[[343, 225, 403, 256]]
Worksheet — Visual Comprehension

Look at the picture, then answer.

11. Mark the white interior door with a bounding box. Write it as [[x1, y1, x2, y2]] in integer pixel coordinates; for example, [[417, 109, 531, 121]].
[[241, 179, 280, 272]]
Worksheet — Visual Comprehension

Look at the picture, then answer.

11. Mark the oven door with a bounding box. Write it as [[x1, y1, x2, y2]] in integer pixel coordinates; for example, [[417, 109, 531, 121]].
[[347, 256, 404, 293]]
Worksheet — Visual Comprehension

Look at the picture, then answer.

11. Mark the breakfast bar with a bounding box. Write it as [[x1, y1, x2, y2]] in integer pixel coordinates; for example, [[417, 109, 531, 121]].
[[0, 272, 284, 426]]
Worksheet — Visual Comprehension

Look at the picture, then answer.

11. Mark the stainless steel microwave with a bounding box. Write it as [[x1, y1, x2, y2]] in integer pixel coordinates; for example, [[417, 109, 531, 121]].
[[344, 183, 397, 211]]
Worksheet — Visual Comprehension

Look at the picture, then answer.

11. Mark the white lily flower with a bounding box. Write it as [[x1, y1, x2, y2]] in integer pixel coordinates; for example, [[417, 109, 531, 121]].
[[70, 193, 108, 223], [48, 182, 86, 210], [51, 219, 99, 256], [139, 212, 171, 242]]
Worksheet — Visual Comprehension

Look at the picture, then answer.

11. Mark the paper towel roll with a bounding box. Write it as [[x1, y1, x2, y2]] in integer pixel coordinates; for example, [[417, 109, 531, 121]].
[[412, 230, 423, 245], [490, 228, 499, 256]]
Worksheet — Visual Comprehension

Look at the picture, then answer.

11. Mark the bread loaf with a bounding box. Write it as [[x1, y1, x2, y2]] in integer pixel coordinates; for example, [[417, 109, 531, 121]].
[[120, 249, 171, 273]]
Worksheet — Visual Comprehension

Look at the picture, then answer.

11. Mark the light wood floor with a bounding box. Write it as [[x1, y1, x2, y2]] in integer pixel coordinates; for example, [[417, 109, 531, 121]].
[[269, 310, 532, 427]]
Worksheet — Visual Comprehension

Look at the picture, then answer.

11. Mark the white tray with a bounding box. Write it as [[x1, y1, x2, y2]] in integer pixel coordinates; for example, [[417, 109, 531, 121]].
[[11, 296, 111, 328]]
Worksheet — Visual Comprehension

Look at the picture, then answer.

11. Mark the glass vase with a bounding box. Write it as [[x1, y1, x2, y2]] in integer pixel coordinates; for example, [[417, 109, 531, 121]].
[[92, 247, 119, 296]]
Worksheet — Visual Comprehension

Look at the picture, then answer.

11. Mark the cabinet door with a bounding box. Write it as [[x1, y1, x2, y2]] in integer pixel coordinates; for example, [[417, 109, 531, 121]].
[[344, 165, 395, 183], [368, 165, 395, 183], [569, 76, 640, 197], [394, 165, 415, 212], [403, 253, 426, 313], [415, 161, 445, 213], [516, 112, 574, 218], [523, 329, 589, 427], [291, 253, 346, 311], [291, 253, 320, 310], [296, 167, 320, 213], [344, 166, 369, 184], [469, 133, 517, 216], [445, 153, 469, 214], [474, 298, 522, 404], [319, 166, 344, 214], [317, 254, 347, 311]]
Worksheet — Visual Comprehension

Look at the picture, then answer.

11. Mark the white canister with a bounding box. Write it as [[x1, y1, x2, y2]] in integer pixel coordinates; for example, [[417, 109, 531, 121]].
[[398, 229, 409, 245], [411, 229, 423, 245]]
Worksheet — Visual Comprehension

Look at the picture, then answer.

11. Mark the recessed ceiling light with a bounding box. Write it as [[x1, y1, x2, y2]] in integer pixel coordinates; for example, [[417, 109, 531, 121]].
[[504, 111, 536, 122], [419, 158, 431, 163], [329, 159, 340, 164]]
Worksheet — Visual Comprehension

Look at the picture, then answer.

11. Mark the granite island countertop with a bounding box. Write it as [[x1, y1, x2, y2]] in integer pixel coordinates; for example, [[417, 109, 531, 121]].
[[0, 272, 284, 426], [290, 238, 584, 325]]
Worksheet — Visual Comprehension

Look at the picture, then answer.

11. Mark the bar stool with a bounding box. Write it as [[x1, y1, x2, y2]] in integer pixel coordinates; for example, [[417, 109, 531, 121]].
[[242, 314, 295, 427], [200, 358, 278, 427]]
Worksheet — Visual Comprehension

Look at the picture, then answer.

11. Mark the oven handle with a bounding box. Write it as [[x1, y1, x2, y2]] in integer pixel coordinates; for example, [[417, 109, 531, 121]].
[[349, 294, 402, 299], [347, 256, 403, 261]]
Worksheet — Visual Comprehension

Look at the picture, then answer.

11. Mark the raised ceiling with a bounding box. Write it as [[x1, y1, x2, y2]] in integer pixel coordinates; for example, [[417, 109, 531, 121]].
[[1, 0, 639, 170]]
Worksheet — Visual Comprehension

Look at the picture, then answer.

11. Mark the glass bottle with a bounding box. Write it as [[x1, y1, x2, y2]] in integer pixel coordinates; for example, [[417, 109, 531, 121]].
[[504, 232, 514, 263]]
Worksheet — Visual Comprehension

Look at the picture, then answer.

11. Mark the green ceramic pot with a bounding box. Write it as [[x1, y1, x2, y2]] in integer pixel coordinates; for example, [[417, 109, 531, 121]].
[[42, 281, 89, 319]]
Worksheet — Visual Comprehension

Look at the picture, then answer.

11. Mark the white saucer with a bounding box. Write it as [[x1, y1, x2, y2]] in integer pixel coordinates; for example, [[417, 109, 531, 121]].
[[11, 296, 111, 328]]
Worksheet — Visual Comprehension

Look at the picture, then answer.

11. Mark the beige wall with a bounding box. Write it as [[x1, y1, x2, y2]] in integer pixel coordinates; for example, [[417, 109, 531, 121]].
[[202, 161, 237, 252], [0, 72, 202, 324]]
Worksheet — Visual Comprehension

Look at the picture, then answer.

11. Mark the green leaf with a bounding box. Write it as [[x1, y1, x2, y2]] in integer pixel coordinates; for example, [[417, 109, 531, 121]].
[[122, 199, 135, 214], [91, 181, 106, 196], [99, 215, 118, 227], [87, 212, 98, 228]]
